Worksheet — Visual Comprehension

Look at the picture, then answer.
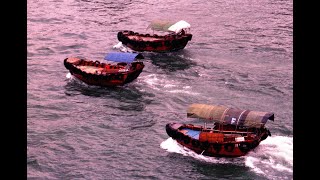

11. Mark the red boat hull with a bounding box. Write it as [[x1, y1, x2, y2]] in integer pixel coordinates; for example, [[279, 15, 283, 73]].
[[165, 123, 270, 157], [117, 31, 192, 52], [64, 57, 144, 87]]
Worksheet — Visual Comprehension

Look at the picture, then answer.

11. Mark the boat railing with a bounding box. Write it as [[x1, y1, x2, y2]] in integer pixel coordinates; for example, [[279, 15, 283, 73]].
[[202, 128, 254, 136]]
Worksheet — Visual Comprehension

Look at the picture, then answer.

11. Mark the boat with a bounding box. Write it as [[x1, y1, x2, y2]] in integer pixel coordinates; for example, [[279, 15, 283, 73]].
[[117, 20, 193, 52], [64, 52, 145, 87], [165, 103, 274, 157]]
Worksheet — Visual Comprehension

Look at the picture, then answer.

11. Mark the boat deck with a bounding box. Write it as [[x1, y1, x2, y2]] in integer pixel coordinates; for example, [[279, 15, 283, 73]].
[[127, 35, 163, 41], [180, 127, 255, 141], [77, 65, 126, 74]]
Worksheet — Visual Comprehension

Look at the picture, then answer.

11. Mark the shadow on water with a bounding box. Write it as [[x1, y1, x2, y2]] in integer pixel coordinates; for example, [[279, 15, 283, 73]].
[[186, 158, 264, 180], [163, 152, 262, 179], [142, 50, 196, 72], [194, 162, 261, 180], [63, 78, 155, 112]]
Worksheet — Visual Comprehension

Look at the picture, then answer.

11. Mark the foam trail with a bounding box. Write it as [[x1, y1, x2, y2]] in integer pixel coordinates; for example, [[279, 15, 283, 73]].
[[142, 74, 200, 95], [160, 135, 293, 179], [245, 135, 293, 179], [66, 72, 72, 79], [112, 42, 133, 52], [160, 138, 245, 164]]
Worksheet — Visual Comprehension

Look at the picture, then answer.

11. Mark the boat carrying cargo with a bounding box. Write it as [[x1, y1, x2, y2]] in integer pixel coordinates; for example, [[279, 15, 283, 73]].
[[165, 103, 274, 157], [64, 52, 145, 87], [117, 20, 192, 52]]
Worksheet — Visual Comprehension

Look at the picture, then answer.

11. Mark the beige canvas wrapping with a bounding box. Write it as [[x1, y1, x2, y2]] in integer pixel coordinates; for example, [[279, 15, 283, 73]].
[[187, 104, 227, 121], [187, 104, 274, 128]]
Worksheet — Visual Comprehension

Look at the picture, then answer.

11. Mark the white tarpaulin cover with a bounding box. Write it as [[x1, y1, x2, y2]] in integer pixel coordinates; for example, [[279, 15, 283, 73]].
[[167, 20, 191, 33]]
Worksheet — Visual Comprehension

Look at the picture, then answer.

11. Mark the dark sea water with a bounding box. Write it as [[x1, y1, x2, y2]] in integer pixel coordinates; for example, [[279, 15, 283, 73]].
[[27, 0, 293, 179]]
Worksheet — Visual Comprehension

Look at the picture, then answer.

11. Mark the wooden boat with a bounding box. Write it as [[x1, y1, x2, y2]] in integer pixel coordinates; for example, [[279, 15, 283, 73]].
[[117, 20, 192, 52], [165, 104, 274, 157], [64, 52, 145, 87]]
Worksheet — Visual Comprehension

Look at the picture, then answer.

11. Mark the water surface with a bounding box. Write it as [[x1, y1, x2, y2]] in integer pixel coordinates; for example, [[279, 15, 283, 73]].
[[28, 0, 293, 179]]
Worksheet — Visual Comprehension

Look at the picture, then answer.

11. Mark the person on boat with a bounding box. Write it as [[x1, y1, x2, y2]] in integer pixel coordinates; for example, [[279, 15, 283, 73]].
[[180, 29, 185, 35], [176, 29, 185, 36]]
